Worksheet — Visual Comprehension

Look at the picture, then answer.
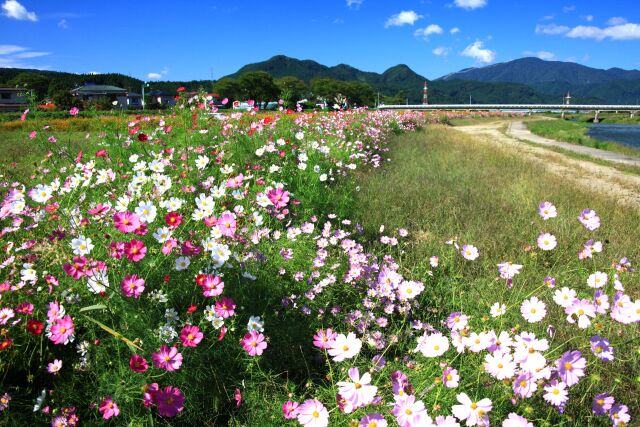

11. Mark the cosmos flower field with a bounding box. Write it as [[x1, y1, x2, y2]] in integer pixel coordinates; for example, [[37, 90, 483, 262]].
[[0, 97, 638, 426]]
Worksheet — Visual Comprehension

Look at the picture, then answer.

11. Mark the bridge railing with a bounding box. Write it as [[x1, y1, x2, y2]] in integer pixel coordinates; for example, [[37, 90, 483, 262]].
[[378, 104, 640, 111]]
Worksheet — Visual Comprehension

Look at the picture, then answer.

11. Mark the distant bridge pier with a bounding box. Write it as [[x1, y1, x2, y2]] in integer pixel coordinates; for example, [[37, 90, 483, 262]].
[[631, 111, 636, 119], [561, 109, 566, 119], [594, 110, 601, 123]]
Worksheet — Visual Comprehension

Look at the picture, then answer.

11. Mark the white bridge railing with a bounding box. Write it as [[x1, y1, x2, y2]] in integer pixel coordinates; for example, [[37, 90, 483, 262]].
[[378, 104, 640, 111]]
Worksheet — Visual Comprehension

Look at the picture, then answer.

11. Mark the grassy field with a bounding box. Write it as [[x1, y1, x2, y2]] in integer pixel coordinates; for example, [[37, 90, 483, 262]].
[[355, 126, 640, 424], [526, 119, 640, 157]]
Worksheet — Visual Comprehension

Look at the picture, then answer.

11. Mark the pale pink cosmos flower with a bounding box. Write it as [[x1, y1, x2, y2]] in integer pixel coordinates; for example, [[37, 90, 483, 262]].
[[538, 201, 557, 220], [442, 367, 459, 388], [415, 332, 449, 358], [328, 332, 362, 362], [282, 401, 299, 420], [460, 245, 479, 261], [502, 412, 534, 427], [296, 399, 329, 427], [217, 211, 237, 237], [587, 271, 608, 289], [537, 233, 557, 251], [543, 381, 568, 407], [336, 367, 377, 412], [578, 208, 600, 231], [391, 394, 430, 427], [47, 359, 63, 374], [313, 328, 337, 349], [451, 392, 492, 426], [565, 298, 596, 328]]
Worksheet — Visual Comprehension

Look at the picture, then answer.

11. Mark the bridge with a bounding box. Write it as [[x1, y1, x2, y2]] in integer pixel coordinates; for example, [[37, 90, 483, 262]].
[[377, 104, 640, 122]]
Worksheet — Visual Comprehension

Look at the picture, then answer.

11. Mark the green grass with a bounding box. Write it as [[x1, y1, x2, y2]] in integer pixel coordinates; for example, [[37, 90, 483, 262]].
[[354, 126, 640, 423], [526, 119, 640, 157]]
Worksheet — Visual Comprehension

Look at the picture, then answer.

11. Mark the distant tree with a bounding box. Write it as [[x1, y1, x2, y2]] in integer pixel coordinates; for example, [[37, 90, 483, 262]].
[[51, 90, 77, 110], [213, 78, 241, 102], [342, 81, 375, 107], [8, 72, 50, 100], [310, 77, 342, 106], [275, 76, 308, 107], [237, 72, 279, 108]]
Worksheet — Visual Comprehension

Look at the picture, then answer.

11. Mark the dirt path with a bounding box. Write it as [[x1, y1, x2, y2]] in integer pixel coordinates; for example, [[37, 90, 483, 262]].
[[452, 121, 640, 209], [507, 121, 640, 167]]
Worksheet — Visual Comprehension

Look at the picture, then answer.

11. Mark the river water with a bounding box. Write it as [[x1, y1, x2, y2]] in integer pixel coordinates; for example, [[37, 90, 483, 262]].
[[587, 124, 640, 149]]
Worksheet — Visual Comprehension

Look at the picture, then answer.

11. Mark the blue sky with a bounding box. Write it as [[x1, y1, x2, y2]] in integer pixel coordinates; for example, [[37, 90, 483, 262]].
[[1, 0, 639, 81]]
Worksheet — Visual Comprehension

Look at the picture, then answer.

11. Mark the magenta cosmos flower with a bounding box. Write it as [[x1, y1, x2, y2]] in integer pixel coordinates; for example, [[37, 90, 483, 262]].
[[113, 211, 140, 233], [152, 345, 183, 371], [180, 325, 204, 347], [154, 386, 185, 417], [49, 315, 74, 345], [121, 274, 145, 298], [200, 275, 224, 297], [215, 296, 236, 318], [98, 397, 120, 420], [296, 399, 329, 427], [124, 239, 147, 262], [282, 400, 299, 420], [241, 330, 267, 356], [557, 350, 586, 387], [313, 328, 337, 349], [129, 354, 148, 373]]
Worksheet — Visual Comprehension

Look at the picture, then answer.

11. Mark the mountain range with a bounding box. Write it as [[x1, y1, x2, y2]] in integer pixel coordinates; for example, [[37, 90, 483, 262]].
[[1, 55, 639, 105]]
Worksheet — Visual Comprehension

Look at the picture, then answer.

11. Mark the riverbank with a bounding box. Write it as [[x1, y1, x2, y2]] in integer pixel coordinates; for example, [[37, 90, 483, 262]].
[[526, 119, 640, 157]]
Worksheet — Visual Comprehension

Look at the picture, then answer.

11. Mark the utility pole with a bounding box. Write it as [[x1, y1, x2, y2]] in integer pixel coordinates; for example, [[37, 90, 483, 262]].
[[376, 92, 380, 107], [141, 81, 149, 110], [469, 95, 472, 105]]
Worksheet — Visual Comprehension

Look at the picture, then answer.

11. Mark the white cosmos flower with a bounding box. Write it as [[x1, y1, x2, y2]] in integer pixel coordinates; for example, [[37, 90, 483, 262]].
[[71, 235, 94, 256], [415, 332, 449, 357], [175, 256, 191, 271], [135, 201, 157, 223], [31, 184, 53, 203]]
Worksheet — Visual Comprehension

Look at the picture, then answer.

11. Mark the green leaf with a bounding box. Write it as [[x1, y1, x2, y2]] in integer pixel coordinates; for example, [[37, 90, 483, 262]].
[[81, 315, 142, 352], [78, 303, 107, 313]]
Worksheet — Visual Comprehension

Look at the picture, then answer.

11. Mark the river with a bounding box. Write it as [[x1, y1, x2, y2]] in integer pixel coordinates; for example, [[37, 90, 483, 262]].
[[587, 123, 640, 149]]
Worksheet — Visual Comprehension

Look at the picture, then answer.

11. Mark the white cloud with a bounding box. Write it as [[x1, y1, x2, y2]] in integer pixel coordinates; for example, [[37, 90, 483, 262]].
[[147, 72, 162, 79], [450, 27, 460, 34], [583, 15, 593, 22], [414, 24, 443, 38], [566, 23, 640, 40], [607, 17, 627, 26], [346, 0, 363, 8], [0, 44, 26, 55], [523, 50, 556, 60], [541, 14, 555, 21], [461, 40, 495, 63], [454, 0, 487, 10], [535, 23, 569, 35], [332, 18, 344, 24], [432, 46, 451, 56], [14, 51, 49, 58], [57, 18, 68, 29], [562, 5, 576, 13], [384, 10, 422, 28], [1, 0, 37, 21]]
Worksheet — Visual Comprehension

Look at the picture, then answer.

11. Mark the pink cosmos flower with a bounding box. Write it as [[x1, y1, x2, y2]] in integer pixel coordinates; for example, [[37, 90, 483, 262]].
[[217, 211, 237, 237], [180, 325, 204, 347], [129, 354, 149, 373], [113, 212, 141, 233], [121, 274, 145, 298], [124, 239, 146, 262], [267, 187, 290, 209], [241, 330, 267, 356], [538, 201, 557, 220], [283, 401, 299, 420], [200, 275, 224, 297], [69, 107, 80, 116], [442, 367, 459, 388], [557, 350, 586, 387], [47, 359, 63, 374], [359, 413, 387, 427], [29, 131, 37, 139], [49, 315, 74, 345], [215, 296, 236, 318], [152, 345, 183, 371], [154, 386, 185, 417], [98, 397, 119, 420], [578, 208, 600, 231], [296, 399, 329, 427], [313, 328, 337, 349]]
